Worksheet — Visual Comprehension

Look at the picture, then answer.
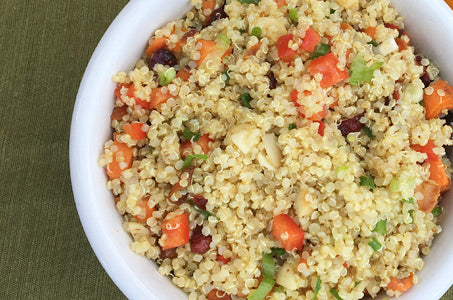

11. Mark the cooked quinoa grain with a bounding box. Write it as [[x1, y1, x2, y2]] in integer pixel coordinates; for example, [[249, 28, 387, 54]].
[[99, 0, 453, 299]]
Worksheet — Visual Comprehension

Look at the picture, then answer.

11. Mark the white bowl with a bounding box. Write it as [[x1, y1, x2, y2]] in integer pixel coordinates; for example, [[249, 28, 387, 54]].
[[70, 0, 453, 299]]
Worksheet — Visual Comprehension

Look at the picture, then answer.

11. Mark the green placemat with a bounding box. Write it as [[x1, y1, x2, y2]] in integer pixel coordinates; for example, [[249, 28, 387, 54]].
[[0, 0, 451, 299]]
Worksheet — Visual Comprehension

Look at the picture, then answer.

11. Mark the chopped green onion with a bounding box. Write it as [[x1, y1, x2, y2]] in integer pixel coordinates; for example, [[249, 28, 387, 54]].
[[270, 247, 286, 257], [188, 200, 219, 220], [408, 209, 414, 224], [288, 8, 298, 24], [216, 33, 231, 50], [360, 176, 376, 190], [182, 154, 208, 170], [182, 128, 201, 142], [432, 206, 442, 217], [363, 127, 375, 139], [368, 237, 382, 251], [349, 54, 384, 86], [372, 220, 387, 235], [390, 172, 415, 198], [367, 40, 379, 47], [248, 253, 275, 300], [402, 197, 414, 203], [313, 276, 321, 300], [251, 27, 262, 39], [335, 166, 349, 176], [354, 281, 362, 287], [419, 100, 425, 107], [330, 8, 336, 14], [240, 92, 252, 108], [273, 286, 285, 294], [238, 0, 261, 4], [223, 68, 231, 84], [288, 123, 297, 130], [329, 288, 343, 300], [159, 67, 176, 86], [311, 43, 331, 59]]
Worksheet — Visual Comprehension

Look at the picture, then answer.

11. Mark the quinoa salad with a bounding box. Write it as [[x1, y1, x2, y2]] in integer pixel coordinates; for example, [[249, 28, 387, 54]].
[[98, 0, 453, 299]]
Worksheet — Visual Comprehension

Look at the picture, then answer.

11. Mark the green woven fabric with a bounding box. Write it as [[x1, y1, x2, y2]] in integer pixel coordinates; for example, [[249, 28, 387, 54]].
[[0, 0, 452, 299]]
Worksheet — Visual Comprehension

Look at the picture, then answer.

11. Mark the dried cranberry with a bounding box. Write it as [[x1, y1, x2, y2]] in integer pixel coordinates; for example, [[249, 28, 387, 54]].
[[148, 48, 177, 69], [170, 193, 187, 205], [192, 194, 207, 210], [208, 6, 228, 25], [415, 55, 423, 66], [159, 247, 178, 259], [338, 114, 365, 136], [384, 96, 390, 106], [392, 90, 400, 101], [420, 72, 432, 88], [190, 226, 212, 254], [267, 71, 277, 90]]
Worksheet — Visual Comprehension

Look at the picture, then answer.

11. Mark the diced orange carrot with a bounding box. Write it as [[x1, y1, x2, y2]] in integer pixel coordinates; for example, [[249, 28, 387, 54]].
[[340, 22, 353, 31], [196, 39, 218, 66], [272, 214, 305, 251], [446, 0, 453, 9], [161, 213, 190, 250], [145, 37, 168, 57], [395, 38, 408, 51], [197, 134, 212, 154], [429, 160, 451, 192], [416, 181, 441, 213], [106, 141, 133, 180], [274, 0, 286, 8], [216, 254, 231, 265], [411, 140, 439, 163], [423, 79, 453, 119], [330, 99, 339, 108], [176, 68, 191, 81], [114, 83, 131, 101], [149, 87, 172, 109], [133, 197, 155, 222], [300, 27, 321, 52], [307, 52, 349, 88], [386, 274, 413, 293], [123, 122, 147, 140], [363, 27, 377, 39], [221, 45, 233, 59], [207, 289, 232, 300], [110, 106, 128, 121], [277, 34, 298, 62], [202, 0, 216, 24], [245, 42, 261, 58]]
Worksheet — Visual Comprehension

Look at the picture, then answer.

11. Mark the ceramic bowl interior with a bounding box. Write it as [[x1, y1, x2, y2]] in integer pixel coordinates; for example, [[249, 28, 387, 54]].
[[70, 0, 453, 299]]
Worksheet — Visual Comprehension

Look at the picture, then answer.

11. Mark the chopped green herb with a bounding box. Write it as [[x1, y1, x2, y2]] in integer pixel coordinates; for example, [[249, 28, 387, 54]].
[[431, 206, 442, 217], [240, 92, 252, 108], [251, 27, 262, 39], [248, 253, 275, 300], [354, 281, 362, 287], [216, 33, 231, 48], [330, 8, 336, 14], [273, 286, 285, 294], [182, 128, 201, 142], [239, 28, 247, 34], [313, 276, 321, 300], [223, 68, 231, 84], [288, 8, 298, 24], [329, 288, 343, 300], [360, 176, 376, 190], [270, 247, 286, 257], [419, 100, 425, 107], [367, 40, 379, 47], [409, 209, 414, 224], [363, 127, 375, 138], [402, 197, 415, 203], [159, 67, 176, 86], [368, 237, 382, 251], [182, 154, 208, 170], [349, 54, 384, 86], [288, 123, 297, 130], [188, 200, 219, 220], [311, 43, 331, 59], [372, 220, 387, 235], [238, 0, 261, 4]]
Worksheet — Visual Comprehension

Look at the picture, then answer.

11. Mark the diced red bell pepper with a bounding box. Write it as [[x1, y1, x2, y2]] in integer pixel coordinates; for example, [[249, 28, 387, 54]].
[[133, 197, 155, 222], [316, 120, 325, 136], [429, 160, 451, 192], [123, 122, 147, 140], [150, 87, 172, 109], [272, 214, 305, 251], [300, 27, 321, 52], [161, 213, 190, 250], [308, 52, 349, 88], [106, 141, 133, 180], [277, 34, 298, 63]]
